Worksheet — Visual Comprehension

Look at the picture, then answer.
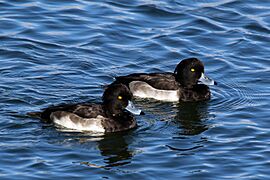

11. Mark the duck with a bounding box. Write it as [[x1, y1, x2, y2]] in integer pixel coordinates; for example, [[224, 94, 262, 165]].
[[29, 84, 143, 133], [114, 58, 217, 102]]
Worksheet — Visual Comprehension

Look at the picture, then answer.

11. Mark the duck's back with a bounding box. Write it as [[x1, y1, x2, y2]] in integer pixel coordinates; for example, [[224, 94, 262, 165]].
[[115, 72, 179, 90], [40, 103, 105, 122]]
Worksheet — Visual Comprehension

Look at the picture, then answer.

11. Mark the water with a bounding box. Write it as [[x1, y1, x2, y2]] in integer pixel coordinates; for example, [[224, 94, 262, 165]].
[[0, 0, 269, 179]]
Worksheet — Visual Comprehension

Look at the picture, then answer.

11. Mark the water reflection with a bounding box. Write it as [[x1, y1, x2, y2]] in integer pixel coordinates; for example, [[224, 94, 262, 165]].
[[174, 102, 212, 135]]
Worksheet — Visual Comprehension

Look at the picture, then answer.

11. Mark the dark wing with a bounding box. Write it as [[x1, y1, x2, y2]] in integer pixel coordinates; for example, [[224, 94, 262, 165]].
[[40, 103, 105, 122], [71, 104, 105, 118], [115, 72, 179, 90]]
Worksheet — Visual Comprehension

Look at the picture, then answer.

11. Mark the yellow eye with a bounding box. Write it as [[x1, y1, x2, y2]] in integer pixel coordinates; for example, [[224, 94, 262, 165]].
[[118, 96, 123, 100], [191, 68, 195, 72]]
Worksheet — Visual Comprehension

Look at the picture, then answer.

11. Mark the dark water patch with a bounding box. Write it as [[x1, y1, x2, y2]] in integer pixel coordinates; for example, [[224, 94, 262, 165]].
[[166, 144, 203, 152], [132, 4, 184, 19]]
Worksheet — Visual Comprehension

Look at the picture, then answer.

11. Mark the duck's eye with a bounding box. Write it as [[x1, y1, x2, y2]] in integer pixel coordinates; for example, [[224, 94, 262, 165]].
[[118, 96, 123, 100], [191, 68, 195, 72]]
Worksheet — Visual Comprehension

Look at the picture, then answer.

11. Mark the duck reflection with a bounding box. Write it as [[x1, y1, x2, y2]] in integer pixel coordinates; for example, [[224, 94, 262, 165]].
[[97, 132, 134, 167], [77, 131, 134, 169], [174, 101, 212, 135]]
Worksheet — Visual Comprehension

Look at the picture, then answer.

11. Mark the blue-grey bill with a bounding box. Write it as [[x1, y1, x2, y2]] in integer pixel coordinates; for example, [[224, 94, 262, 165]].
[[125, 101, 142, 115], [198, 73, 216, 86]]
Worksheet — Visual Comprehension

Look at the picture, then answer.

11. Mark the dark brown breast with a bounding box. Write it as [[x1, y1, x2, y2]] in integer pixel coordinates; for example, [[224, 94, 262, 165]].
[[179, 85, 210, 102]]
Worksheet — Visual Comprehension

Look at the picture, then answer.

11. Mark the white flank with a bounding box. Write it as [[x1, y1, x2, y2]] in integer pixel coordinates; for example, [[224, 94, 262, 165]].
[[129, 81, 179, 102], [51, 114, 105, 133]]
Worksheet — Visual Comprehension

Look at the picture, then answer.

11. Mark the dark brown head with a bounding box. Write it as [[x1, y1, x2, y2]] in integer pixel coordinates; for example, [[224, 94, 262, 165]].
[[102, 83, 142, 118], [174, 58, 216, 88]]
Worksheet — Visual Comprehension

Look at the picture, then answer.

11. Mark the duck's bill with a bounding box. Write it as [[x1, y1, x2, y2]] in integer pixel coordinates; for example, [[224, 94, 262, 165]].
[[125, 101, 143, 115], [198, 73, 217, 86]]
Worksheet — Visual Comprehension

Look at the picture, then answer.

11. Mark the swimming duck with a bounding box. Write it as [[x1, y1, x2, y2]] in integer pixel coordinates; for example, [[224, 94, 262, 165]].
[[31, 84, 142, 133], [114, 58, 217, 102]]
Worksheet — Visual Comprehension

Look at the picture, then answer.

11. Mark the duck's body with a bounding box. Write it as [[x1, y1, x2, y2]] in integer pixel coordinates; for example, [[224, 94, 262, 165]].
[[114, 58, 216, 102], [115, 72, 211, 102], [32, 84, 142, 133], [40, 103, 136, 133]]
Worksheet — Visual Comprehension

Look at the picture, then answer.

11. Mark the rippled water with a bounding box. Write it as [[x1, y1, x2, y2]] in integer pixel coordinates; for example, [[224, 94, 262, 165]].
[[0, 0, 270, 179]]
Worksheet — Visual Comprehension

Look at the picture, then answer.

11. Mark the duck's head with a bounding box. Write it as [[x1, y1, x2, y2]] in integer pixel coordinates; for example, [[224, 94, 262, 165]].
[[102, 83, 142, 118], [174, 58, 217, 88]]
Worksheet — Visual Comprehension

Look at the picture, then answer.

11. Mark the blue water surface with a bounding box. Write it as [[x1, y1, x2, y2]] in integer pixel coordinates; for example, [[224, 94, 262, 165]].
[[0, 0, 270, 179]]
